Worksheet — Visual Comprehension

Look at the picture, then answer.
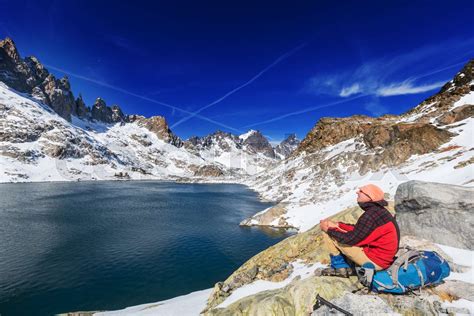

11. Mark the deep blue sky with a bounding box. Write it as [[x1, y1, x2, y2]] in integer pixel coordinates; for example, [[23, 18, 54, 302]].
[[1, 0, 473, 141]]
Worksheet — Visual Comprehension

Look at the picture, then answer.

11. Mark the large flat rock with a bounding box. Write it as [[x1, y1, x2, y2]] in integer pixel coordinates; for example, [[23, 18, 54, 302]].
[[395, 180, 474, 249]]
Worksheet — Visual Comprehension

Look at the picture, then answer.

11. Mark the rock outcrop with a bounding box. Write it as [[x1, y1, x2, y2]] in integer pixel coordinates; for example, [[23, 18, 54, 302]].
[[128, 115, 183, 146], [295, 116, 454, 165], [239, 203, 292, 228], [74, 94, 89, 118], [395, 180, 474, 249], [193, 165, 225, 177], [204, 182, 473, 315]]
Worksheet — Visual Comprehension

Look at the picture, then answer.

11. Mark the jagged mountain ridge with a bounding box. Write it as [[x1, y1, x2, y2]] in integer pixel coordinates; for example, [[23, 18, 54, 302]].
[[0, 37, 298, 182], [183, 130, 276, 175]]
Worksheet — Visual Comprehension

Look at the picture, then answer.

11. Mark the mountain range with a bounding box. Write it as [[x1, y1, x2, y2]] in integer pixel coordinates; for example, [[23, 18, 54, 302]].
[[0, 37, 299, 182]]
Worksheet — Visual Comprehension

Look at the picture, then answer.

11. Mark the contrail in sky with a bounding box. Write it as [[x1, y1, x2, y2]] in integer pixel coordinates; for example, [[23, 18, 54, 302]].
[[170, 42, 309, 129], [244, 58, 471, 128], [410, 58, 472, 81], [243, 95, 368, 128], [44, 64, 243, 133]]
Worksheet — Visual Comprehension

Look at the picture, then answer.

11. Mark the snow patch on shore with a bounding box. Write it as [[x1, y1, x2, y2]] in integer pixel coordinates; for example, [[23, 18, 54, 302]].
[[94, 288, 212, 316]]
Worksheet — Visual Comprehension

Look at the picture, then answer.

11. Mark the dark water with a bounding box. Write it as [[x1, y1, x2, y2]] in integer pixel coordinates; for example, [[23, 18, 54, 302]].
[[0, 181, 291, 316]]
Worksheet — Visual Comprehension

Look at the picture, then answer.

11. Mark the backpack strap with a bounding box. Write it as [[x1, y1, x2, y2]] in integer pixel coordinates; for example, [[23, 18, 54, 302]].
[[388, 249, 424, 286]]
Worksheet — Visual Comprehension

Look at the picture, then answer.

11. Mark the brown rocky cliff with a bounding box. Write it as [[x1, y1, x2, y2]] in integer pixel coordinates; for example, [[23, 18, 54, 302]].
[[128, 115, 183, 147], [294, 60, 473, 167]]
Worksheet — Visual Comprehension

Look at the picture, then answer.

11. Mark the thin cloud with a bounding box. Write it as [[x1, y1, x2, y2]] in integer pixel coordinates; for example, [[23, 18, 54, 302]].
[[339, 83, 361, 97], [306, 38, 474, 98], [377, 80, 445, 96], [170, 42, 309, 129]]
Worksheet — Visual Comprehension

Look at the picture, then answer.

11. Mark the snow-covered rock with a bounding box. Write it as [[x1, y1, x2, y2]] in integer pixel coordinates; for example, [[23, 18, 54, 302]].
[[183, 130, 279, 175]]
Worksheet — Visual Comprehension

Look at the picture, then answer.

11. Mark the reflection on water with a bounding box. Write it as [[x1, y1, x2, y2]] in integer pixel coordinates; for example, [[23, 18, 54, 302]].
[[0, 181, 293, 316]]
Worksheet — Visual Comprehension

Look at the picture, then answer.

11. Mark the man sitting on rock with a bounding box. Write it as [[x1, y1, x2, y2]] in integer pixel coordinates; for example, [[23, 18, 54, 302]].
[[317, 184, 399, 277]]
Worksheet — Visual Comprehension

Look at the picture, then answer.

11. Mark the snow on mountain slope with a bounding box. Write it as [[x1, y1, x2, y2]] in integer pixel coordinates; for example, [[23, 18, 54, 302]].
[[238, 129, 257, 141], [0, 83, 226, 182], [0, 81, 297, 181], [184, 130, 279, 175]]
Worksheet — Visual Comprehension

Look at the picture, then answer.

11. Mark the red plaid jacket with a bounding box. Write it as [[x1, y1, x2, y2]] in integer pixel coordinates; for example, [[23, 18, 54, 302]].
[[327, 200, 400, 269]]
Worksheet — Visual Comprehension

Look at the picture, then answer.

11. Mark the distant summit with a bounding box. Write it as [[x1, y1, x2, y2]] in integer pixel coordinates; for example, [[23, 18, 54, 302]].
[[0, 37, 126, 123], [274, 133, 300, 159]]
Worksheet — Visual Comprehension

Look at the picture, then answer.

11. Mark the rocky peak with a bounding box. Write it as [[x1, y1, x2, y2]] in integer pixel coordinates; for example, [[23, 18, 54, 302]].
[[74, 94, 88, 118], [440, 59, 473, 93], [41, 74, 75, 121], [274, 133, 300, 159], [0, 37, 76, 121], [111, 105, 125, 122], [241, 130, 275, 158], [0, 37, 20, 62], [401, 58, 473, 124], [91, 98, 108, 122], [90, 98, 125, 123], [24, 56, 49, 82]]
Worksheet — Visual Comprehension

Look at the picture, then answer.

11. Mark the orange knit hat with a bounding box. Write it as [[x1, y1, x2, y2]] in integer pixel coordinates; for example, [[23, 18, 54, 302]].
[[359, 184, 385, 202]]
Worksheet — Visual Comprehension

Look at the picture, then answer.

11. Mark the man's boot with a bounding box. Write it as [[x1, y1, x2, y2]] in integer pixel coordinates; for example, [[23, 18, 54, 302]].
[[314, 254, 355, 278]]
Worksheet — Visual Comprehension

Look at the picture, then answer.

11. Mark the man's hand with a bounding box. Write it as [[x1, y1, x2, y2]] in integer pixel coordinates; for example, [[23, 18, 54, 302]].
[[320, 219, 329, 232], [320, 219, 338, 232]]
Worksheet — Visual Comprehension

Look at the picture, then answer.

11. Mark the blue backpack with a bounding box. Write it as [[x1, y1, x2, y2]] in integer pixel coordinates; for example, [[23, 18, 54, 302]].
[[357, 249, 450, 294]]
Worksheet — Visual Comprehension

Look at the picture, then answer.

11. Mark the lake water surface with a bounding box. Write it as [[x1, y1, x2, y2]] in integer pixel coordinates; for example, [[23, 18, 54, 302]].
[[0, 181, 291, 315]]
